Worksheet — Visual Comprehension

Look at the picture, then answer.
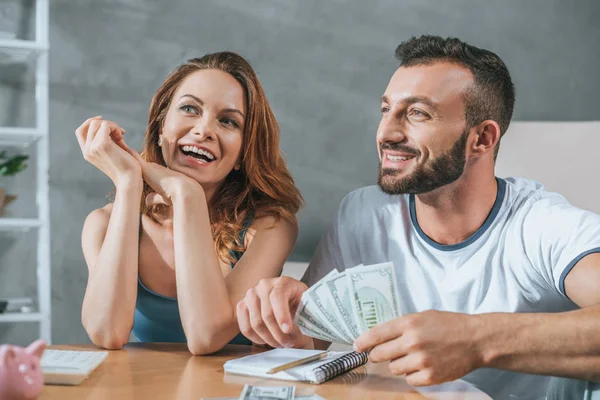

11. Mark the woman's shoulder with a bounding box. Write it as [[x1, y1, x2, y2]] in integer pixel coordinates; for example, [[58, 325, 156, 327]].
[[249, 214, 298, 233], [234, 215, 298, 261], [82, 203, 115, 234], [244, 214, 298, 247], [86, 202, 114, 220]]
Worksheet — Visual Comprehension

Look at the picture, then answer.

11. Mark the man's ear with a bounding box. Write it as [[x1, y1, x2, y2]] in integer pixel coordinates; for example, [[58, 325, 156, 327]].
[[470, 120, 501, 158]]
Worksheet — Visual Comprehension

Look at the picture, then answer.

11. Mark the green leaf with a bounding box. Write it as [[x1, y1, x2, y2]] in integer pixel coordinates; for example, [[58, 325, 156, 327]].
[[0, 154, 29, 177]]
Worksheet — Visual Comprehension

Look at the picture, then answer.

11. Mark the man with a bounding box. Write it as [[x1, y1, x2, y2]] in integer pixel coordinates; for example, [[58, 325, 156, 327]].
[[236, 35, 600, 397]]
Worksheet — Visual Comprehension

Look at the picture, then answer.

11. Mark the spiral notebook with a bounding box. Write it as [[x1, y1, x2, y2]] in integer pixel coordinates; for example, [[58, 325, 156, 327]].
[[223, 348, 368, 384]]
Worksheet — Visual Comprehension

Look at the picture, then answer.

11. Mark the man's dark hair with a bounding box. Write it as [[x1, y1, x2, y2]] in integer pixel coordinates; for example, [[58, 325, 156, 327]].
[[395, 35, 515, 157]]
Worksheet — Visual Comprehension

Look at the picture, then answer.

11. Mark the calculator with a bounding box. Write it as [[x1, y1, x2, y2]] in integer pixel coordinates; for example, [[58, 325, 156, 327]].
[[41, 350, 109, 385]]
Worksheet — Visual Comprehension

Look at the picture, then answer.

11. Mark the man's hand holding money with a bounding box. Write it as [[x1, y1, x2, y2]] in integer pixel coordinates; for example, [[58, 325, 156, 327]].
[[236, 277, 319, 349], [353, 309, 486, 386]]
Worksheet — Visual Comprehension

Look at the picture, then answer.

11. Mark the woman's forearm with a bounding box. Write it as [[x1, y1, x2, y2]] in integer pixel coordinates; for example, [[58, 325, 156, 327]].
[[82, 178, 142, 348], [172, 184, 234, 354]]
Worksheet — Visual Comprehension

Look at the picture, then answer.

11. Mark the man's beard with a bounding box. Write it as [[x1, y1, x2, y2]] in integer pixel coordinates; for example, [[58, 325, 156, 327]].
[[377, 131, 469, 195]]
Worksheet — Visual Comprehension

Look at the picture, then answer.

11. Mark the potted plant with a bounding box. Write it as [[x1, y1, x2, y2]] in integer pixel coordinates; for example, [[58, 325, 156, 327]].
[[0, 151, 28, 216]]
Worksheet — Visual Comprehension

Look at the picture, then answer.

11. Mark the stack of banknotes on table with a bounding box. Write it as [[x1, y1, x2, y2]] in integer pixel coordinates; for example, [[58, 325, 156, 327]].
[[202, 384, 325, 399], [294, 262, 401, 344], [239, 385, 325, 399]]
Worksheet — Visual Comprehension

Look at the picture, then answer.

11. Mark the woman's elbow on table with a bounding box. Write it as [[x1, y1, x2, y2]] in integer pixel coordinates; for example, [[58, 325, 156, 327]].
[[83, 321, 131, 350], [88, 331, 130, 350], [186, 331, 230, 356], [185, 321, 235, 355], [97, 337, 129, 350], [187, 339, 221, 356], [182, 308, 236, 355]]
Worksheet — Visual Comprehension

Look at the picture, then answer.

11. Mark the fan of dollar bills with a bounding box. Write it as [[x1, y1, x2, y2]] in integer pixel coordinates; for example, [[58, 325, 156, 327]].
[[293, 262, 401, 344]]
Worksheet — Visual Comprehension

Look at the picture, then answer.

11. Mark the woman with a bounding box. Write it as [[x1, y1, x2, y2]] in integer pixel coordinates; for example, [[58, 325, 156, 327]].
[[77, 52, 302, 355]]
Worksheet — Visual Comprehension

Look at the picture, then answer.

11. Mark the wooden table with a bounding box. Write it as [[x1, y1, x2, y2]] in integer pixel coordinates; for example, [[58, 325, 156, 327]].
[[41, 343, 491, 400]]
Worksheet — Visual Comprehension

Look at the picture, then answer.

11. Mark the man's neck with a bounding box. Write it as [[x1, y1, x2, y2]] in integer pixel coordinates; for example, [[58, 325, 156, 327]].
[[413, 172, 498, 246]]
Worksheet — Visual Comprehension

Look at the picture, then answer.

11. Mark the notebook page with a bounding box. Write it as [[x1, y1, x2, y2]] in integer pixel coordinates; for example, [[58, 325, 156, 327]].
[[224, 348, 324, 373], [224, 350, 353, 382]]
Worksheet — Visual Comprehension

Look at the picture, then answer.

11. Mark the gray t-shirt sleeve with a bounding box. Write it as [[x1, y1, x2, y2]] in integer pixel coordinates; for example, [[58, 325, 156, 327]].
[[300, 191, 363, 287], [523, 193, 600, 298], [300, 188, 376, 287], [300, 212, 344, 287]]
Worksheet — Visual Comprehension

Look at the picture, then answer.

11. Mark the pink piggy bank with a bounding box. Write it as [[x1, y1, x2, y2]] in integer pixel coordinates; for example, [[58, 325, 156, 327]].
[[0, 340, 46, 400]]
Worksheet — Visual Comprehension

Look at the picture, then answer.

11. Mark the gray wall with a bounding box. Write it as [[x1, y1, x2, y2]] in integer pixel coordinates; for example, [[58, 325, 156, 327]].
[[1, 0, 599, 345]]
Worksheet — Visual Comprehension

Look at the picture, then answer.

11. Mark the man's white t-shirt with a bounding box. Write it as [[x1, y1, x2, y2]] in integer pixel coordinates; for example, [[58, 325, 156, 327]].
[[301, 177, 600, 398]]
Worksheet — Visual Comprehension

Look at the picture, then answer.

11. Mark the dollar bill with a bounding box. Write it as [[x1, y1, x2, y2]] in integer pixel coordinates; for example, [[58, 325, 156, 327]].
[[325, 268, 361, 339], [238, 384, 295, 400], [303, 270, 353, 344], [294, 297, 342, 342], [296, 314, 338, 343], [203, 396, 323, 400], [346, 262, 401, 334]]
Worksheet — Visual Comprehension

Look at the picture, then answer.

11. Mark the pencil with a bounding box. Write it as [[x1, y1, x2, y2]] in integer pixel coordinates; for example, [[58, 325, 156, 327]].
[[266, 351, 328, 374]]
